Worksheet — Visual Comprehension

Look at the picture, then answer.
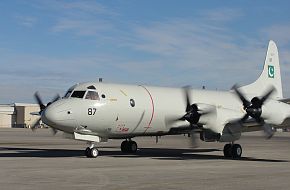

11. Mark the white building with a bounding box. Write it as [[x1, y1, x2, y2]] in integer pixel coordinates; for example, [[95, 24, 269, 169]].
[[0, 104, 15, 128], [0, 103, 40, 128]]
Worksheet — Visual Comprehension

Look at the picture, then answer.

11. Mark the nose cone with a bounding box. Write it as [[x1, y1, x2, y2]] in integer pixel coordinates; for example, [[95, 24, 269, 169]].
[[42, 106, 59, 126], [42, 100, 77, 132]]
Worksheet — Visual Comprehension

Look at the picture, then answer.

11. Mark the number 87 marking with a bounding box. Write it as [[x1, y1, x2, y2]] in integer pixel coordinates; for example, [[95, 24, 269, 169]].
[[88, 108, 97, 115]]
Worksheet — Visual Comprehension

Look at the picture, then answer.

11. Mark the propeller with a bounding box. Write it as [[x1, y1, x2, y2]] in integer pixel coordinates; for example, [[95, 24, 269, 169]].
[[167, 86, 214, 147], [30, 92, 60, 133], [177, 86, 213, 125], [187, 130, 199, 148], [232, 84, 276, 138]]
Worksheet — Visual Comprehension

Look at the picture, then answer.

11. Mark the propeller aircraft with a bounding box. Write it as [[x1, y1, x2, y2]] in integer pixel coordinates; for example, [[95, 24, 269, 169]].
[[31, 40, 290, 158]]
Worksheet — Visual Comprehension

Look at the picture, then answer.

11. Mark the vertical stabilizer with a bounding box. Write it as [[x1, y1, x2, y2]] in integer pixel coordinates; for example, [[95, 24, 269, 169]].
[[239, 40, 283, 99]]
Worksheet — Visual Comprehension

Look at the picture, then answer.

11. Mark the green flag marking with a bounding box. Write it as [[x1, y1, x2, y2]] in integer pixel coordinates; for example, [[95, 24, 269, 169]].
[[268, 65, 274, 78]]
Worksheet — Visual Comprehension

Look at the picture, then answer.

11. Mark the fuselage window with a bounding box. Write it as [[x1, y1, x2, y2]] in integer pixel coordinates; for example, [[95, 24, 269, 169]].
[[71, 91, 86, 98], [85, 91, 100, 100], [130, 99, 135, 107]]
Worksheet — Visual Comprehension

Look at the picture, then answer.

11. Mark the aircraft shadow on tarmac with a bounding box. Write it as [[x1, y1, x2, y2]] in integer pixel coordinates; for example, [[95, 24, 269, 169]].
[[0, 146, 288, 163]]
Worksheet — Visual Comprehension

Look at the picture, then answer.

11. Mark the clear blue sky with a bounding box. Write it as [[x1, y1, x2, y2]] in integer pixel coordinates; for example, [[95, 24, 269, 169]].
[[0, 0, 290, 103]]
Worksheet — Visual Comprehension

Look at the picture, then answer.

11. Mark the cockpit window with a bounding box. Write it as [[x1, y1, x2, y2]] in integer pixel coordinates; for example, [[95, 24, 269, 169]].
[[63, 84, 78, 98], [87, 85, 96, 90], [71, 91, 86, 98], [64, 90, 72, 98], [85, 90, 100, 100]]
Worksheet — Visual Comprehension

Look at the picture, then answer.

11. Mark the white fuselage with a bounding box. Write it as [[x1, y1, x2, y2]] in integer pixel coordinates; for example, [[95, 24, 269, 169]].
[[42, 83, 240, 136], [41, 82, 290, 141]]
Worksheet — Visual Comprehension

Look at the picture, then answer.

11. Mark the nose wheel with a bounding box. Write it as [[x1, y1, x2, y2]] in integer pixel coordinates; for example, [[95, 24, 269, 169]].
[[223, 143, 242, 159], [121, 140, 138, 153], [85, 144, 99, 158]]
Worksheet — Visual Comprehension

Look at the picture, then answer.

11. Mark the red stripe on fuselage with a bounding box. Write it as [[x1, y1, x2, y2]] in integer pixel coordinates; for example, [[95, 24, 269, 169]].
[[140, 86, 154, 131]]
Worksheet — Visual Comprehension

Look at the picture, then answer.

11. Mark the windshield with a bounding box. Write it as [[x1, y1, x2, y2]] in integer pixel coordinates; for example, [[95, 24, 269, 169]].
[[71, 91, 86, 98]]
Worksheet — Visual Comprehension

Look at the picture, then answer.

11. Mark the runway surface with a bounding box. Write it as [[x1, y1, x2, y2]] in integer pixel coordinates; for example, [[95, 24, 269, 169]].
[[0, 128, 290, 190]]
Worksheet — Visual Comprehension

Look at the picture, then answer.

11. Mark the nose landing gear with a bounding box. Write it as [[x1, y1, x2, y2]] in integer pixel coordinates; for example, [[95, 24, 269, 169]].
[[223, 143, 242, 159], [121, 140, 138, 153], [85, 143, 99, 158]]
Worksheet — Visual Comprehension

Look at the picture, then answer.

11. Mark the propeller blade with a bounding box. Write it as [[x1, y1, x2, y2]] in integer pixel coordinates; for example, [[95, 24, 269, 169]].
[[197, 106, 215, 116], [260, 86, 276, 105], [50, 128, 58, 135], [262, 124, 274, 139], [182, 86, 192, 112], [47, 94, 61, 107], [165, 115, 187, 127], [34, 92, 46, 111], [31, 118, 41, 131], [241, 113, 249, 122], [51, 94, 61, 103], [232, 84, 251, 108], [30, 112, 41, 116], [188, 130, 199, 148]]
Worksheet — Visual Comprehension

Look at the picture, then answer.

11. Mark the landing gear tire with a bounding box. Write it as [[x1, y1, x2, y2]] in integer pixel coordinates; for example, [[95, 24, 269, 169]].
[[85, 147, 99, 158], [223, 144, 232, 158], [85, 147, 91, 157], [129, 141, 138, 153], [223, 143, 242, 159], [231, 144, 242, 159], [121, 141, 129, 153], [121, 140, 138, 153]]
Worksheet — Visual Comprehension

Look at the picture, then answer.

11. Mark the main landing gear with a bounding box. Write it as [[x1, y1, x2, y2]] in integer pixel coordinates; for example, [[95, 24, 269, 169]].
[[223, 143, 242, 159], [85, 143, 99, 158], [121, 140, 138, 153]]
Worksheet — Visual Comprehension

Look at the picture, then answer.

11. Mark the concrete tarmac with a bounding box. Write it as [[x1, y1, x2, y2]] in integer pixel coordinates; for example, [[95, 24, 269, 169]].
[[0, 128, 290, 190]]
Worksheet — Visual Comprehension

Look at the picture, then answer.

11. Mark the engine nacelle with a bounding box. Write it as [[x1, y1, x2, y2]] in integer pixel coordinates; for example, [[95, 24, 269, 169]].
[[200, 129, 221, 142]]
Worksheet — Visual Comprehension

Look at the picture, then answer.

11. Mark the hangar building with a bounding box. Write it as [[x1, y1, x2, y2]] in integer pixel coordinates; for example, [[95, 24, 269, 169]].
[[0, 103, 40, 128]]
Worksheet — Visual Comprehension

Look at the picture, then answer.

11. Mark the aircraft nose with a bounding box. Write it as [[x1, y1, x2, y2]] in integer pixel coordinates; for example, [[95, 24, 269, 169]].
[[42, 106, 59, 126], [41, 102, 77, 132]]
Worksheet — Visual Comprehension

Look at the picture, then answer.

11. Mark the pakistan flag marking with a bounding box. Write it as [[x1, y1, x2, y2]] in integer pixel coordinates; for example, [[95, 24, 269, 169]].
[[268, 65, 274, 78]]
